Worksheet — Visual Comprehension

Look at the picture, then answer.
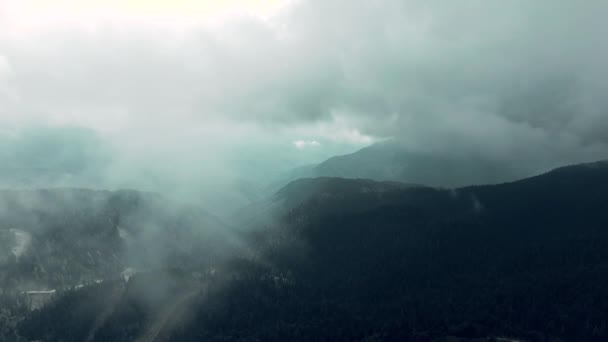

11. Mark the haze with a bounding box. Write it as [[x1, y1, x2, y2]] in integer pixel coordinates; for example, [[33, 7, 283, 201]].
[[1, 0, 607, 215]]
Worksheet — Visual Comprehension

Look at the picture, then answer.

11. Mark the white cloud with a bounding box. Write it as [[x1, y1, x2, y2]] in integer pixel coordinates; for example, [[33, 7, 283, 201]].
[[0, 55, 10, 75], [293, 140, 321, 149], [0, 0, 606, 192], [0, 0, 291, 33]]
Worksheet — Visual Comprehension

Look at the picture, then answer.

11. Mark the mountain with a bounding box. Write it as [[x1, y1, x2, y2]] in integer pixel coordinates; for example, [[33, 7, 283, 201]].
[[0, 188, 240, 341], [16, 159, 608, 341], [0, 188, 236, 296], [273, 141, 551, 190]]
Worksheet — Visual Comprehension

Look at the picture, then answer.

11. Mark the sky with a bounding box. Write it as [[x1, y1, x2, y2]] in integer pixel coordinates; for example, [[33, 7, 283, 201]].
[[0, 0, 607, 210]]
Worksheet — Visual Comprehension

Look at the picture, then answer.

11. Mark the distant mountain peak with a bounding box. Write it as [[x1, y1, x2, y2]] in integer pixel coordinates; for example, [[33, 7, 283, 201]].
[[275, 141, 543, 190]]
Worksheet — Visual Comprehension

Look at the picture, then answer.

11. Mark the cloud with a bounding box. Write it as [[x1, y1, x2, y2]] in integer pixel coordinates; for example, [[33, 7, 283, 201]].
[[0, 0, 606, 195], [0, 126, 111, 187], [0, 55, 10, 75], [293, 140, 320, 149]]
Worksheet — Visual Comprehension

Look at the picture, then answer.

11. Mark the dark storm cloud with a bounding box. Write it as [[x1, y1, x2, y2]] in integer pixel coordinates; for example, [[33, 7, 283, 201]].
[[268, 0, 608, 168], [280, 1, 608, 136]]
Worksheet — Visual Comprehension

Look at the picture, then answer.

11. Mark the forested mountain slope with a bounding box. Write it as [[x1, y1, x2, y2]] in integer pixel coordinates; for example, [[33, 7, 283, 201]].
[[16, 160, 608, 341]]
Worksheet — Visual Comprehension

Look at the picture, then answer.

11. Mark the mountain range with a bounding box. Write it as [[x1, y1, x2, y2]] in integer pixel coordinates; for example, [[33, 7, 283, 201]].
[[0, 159, 605, 341], [272, 141, 548, 191]]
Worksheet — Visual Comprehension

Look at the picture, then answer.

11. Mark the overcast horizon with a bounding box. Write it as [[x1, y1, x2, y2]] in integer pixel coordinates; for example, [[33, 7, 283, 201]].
[[1, 0, 607, 206]]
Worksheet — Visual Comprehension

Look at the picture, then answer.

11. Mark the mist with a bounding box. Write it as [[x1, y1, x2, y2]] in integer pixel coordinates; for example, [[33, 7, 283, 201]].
[[1, 1, 608, 341], [0, 0, 606, 214]]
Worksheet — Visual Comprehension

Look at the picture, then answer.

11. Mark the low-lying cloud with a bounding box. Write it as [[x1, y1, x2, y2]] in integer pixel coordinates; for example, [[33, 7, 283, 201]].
[[0, 0, 606, 204]]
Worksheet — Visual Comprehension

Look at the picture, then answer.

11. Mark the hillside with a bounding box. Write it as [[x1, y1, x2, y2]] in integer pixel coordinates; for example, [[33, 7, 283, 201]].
[[273, 141, 563, 191], [14, 159, 608, 341], [0, 189, 231, 285], [0, 188, 238, 341]]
